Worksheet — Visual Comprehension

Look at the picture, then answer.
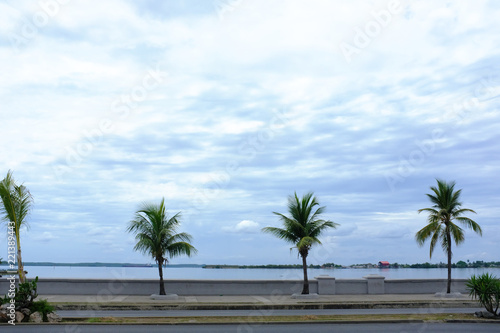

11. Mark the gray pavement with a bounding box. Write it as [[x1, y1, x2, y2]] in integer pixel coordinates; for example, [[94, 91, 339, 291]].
[[2, 323, 499, 333], [39, 293, 480, 309], [57, 307, 484, 318], [2, 294, 495, 328], [3, 323, 500, 333], [49, 293, 483, 320]]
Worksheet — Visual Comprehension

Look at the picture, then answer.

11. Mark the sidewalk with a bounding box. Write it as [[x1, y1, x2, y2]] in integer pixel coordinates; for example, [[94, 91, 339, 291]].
[[19, 294, 495, 326], [39, 294, 480, 310]]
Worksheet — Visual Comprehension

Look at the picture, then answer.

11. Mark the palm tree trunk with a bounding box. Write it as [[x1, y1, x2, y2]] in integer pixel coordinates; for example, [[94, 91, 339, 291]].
[[157, 259, 166, 295], [446, 231, 452, 294], [16, 229, 25, 284], [17, 248, 25, 284], [301, 254, 309, 294]]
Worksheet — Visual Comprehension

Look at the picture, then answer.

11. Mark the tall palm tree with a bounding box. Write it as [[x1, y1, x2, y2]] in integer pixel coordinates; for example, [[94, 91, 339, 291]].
[[416, 179, 482, 293], [0, 170, 32, 283], [262, 192, 339, 294], [127, 198, 197, 295]]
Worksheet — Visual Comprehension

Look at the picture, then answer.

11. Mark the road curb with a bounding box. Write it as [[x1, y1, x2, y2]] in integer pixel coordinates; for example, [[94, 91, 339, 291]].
[[4, 318, 499, 326], [53, 301, 479, 311]]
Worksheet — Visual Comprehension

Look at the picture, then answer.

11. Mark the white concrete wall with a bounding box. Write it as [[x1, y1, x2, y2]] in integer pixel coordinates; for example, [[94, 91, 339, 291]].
[[334, 279, 367, 295], [384, 279, 468, 294], [0, 277, 468, 295]]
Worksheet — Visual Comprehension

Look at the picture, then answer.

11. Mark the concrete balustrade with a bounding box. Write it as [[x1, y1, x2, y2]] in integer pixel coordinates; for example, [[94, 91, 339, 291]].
[[0, 276, 468, 296], [363, 274, 385, 294], [316, 275, 335, 295], [384, 278, 468, 294]]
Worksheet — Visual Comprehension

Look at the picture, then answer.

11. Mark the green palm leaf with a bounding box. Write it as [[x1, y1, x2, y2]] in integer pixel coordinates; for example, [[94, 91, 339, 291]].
[[262, 191, 339, 294], [127, 198, 197, 295], [415, 179, 482, 294], [0, 170, 32, 283]]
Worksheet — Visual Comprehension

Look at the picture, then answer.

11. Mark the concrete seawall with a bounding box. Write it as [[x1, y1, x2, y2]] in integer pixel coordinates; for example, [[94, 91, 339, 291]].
[[0, 275, 468, 295]]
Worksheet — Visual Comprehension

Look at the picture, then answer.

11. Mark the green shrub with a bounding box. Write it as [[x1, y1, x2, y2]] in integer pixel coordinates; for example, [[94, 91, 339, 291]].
[[14, 276, 38, 309], [31, 299, 55, 322], [466, 273, 500, 316], [2, 276, 56, 321], [1, 276, 39, 308]]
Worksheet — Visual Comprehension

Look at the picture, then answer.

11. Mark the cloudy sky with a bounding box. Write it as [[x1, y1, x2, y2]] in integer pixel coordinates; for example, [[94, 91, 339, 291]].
[[1, 0, 499, 267]]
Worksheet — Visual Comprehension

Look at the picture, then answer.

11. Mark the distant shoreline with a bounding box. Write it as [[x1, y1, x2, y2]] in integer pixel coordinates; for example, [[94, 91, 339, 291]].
[[20, 262, 156, 268], [1, 261, 498, 269]]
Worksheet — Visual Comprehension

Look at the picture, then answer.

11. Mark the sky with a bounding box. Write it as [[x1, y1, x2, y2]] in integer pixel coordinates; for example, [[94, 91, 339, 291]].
[[0, 0, 499, 267]]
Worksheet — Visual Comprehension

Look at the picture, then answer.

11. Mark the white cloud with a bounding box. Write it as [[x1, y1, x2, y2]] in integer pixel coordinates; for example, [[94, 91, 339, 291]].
[[29, 231, 57, 242], [223, 220, 261, 234]]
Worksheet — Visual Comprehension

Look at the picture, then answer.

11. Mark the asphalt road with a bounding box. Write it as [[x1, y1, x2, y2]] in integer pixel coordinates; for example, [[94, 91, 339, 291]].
[[1, 323, 498, 333], [57, 307, 483, 318]]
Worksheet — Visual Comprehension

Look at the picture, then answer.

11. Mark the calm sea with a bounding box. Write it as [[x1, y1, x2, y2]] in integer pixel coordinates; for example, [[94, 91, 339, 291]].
[[3, 266, 499, 280]]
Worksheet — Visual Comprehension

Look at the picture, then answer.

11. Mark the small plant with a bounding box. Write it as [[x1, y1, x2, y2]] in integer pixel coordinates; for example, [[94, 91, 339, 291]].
[[0, 276, 40, 307], [2, 276, 57, 322], [31, 299, 55, 322], [466, 273, 500, 317], [14, 276, 38, 309]]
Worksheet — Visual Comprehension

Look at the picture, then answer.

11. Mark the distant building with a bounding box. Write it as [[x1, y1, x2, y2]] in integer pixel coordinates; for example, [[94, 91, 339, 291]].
[[378, 261, 390, 268]]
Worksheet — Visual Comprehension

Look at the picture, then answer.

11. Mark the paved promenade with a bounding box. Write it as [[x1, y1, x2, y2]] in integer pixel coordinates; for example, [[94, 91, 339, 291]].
[[39, 293, 479, 310], [12, 293, 495, 326]]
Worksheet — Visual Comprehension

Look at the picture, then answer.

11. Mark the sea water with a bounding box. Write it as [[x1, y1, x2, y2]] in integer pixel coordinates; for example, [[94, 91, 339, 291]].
[[6, 266, 499, 280]]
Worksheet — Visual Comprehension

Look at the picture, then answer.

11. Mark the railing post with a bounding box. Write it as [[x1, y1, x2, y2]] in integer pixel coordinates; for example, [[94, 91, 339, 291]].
[[363, 274, 385, 294], [315, 275, 336, 295]]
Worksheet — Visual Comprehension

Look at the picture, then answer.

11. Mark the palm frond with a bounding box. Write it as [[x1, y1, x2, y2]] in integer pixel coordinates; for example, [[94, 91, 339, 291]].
[[417, 207, 438, 215], [415, 221, 440, 246], [166, 241, 198, 259], [449, 222, 465, 245], [309, 220, 339, 238], [309, 205, 326, 223], [127, 197, 197, 263], [429, 228, 441, 258], [261, 226, 298, 244], [273, 212, 304, 234], [454, 207, 476, 214], [263, 192, 338, 258], [416, 179, 481, 264], [0, 171, 33, 230], [455, 216, 482, 235], [297, 236, 318, 250], [167, 232, 194, 244]]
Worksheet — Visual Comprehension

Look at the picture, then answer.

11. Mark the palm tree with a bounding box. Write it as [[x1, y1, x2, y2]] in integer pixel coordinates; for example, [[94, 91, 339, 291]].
[[262, 192, 339, 294], [416, 179, 482, 293], [127, 198, 197, 295], [0, 170, 33, 283]]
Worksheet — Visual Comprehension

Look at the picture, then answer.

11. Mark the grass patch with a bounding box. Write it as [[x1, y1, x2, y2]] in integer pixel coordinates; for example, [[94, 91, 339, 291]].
[[86, 317, 120, 323]]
